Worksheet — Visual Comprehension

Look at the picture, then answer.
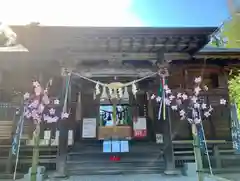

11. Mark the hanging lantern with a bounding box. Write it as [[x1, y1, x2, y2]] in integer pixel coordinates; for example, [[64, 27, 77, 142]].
[[100, 86, 108, 101]]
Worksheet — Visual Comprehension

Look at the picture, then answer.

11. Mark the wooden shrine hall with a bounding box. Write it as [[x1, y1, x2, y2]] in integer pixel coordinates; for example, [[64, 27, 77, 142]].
[[0, 25, 238, 176]]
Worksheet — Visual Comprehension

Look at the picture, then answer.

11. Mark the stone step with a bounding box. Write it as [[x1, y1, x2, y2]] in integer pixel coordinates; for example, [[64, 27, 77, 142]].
[[67, 160, 165, 166], [66, 141, 165, 175], [67, 167, 164, 175]]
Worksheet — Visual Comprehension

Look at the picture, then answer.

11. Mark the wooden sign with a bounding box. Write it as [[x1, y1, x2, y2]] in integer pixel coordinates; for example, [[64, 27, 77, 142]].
[[82, 118, 97, 138], [133, 117, 147, 138]]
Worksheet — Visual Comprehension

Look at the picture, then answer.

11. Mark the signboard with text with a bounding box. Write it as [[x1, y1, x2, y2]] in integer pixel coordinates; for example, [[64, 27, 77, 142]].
[[133, 117, 147, 138], [82, 118, 97, 138]]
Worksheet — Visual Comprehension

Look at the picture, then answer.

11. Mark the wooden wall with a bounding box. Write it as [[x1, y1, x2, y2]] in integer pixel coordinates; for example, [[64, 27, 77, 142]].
[[168, 64, 231, 140]]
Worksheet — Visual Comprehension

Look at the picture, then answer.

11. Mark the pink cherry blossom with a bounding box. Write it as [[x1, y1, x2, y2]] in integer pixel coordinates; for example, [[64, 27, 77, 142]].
[[156, 96, 161, 102], [42, 94, 50, 105], [61, 112, 69, 119], [171, 105, 178, 110], [54, 99, 60, 105], [151, 94, 156, 100], [194, 118, 201, 124], [194, 86, 201, 95], [165, 98, 171, 105], [220, 99, 227, 105], [34, 86, 42, 96], [204, 111, 211, 118], [24, 92, 30, 100], [33, 81, 40, 87], [177, 93, 182, 99], [49, 108, 56, 115], [29, 99, 39, 109], [38, 104, 45, 113], [182, 93, 188, 100], [194, 77, 202, 84]]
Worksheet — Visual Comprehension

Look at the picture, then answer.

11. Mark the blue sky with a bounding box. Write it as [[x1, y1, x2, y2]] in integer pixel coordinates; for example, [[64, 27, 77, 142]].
[[1, 0, 230, 27], [131, 0, 230, 27]]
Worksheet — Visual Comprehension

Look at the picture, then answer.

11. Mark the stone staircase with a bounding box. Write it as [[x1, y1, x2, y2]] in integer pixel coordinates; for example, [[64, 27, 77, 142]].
[[66, 141, 165, 175]]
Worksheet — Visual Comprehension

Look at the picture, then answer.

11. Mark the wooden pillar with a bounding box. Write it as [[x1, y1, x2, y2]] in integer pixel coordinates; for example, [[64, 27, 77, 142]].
[[163, 107, 178, 175], [53, 70, 69, 178]]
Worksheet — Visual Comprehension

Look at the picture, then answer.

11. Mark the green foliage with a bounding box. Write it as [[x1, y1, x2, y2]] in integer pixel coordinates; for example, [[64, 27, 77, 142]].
[[0, 32, 8, 46], [223, 14, 240, 48], [228, 72, 240, 118], [209, 14, 240, 48]]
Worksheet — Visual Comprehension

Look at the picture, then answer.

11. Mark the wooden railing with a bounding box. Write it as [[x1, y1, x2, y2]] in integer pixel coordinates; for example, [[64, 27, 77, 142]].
[[173, 140, 240, 173]]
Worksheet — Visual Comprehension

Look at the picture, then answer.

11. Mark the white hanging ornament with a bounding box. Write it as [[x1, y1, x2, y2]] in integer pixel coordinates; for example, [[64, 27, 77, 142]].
[[108, 88, 113, 98], [100, 86, 108, 100], [95, 82, 101, 95], [118, 87, 123, 98], [122, 86, 129, 100], [132, 82, 137, 96]]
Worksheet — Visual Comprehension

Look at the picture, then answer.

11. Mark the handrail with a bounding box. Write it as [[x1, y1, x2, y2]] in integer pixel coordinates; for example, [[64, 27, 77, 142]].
[[206, 174, 233, 181], [172, 140, 227, 144]]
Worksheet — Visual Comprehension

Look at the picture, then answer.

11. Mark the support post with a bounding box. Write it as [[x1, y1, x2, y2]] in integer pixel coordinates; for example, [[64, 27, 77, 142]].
[[213, 145, 221, 169], [163, 107, 178, 175], [54, 119, 68, 178], [53, 70, 69, 178], [191, 124, 204, 181], [30, 122, 40, 181]]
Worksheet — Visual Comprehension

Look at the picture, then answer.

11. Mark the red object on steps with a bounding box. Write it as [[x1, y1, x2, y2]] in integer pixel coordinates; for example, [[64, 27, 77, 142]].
[[110, 155, 120, 161]]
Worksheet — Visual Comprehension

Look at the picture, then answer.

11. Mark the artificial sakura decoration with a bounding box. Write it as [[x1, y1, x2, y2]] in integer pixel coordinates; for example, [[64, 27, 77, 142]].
[[23, 80, 69, 125], [163, 76, 227, 124]]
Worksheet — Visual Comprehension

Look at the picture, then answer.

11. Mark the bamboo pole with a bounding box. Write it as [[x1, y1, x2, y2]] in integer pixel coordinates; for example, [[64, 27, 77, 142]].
[[30, 122, 40, 181], [191, 124, 204, 181]]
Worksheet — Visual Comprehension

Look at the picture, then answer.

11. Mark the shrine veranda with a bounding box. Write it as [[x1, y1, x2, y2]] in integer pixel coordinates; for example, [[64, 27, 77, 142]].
[[0, 26, 239, 175]]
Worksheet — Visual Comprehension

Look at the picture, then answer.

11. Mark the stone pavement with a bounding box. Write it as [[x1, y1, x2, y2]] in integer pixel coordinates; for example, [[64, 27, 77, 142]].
[[14, 173, 238, 181]]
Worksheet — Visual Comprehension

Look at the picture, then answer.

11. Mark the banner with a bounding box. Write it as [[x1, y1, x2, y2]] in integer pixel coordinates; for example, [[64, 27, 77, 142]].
[[230, 104, 240, 153], [12, 112, 24, 155], [197, 124, 206, 153], [133, 117, 147, 138]]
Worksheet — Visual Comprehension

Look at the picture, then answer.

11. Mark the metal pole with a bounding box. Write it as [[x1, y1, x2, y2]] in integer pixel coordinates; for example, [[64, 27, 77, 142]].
[[13, 114, 24, 180], [198, 108, 213, 175]]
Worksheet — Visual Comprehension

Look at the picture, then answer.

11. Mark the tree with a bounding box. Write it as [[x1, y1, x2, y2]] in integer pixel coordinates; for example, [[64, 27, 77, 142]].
[[210, 0, 240, 48], [23, 80, 69, 181], [0, 23, 17, 46]]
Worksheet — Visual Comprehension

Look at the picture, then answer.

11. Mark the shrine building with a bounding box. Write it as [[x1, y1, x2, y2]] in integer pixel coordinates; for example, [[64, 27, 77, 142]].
[[0, 25, 239, 177]]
